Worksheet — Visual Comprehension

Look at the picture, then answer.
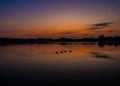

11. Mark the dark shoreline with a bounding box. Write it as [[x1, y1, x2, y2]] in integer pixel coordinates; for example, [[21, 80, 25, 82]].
[[0, 35, 120, 47]]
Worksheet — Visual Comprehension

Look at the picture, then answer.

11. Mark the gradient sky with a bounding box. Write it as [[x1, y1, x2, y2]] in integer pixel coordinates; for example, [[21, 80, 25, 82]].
[[0, 0, 120, 38]]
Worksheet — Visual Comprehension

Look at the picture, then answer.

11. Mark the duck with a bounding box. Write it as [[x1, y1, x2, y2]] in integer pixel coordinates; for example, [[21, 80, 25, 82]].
[[55, 51, 59, 54], [64, 50, 67, 53], [60, 51, 63, 53], [69, 50, 72, 53]]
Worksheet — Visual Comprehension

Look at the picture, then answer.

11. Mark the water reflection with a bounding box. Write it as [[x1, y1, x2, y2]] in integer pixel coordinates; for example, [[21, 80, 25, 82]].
[[98, 42, 120, 47], [0, 43, 120, 65], [91, 52, 112, 59], [0, 42, 120, 48], [0, 43, 120, 84]]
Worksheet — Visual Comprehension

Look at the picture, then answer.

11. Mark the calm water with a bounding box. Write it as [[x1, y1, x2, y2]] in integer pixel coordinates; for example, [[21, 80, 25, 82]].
[[0, 43, 120, 85]]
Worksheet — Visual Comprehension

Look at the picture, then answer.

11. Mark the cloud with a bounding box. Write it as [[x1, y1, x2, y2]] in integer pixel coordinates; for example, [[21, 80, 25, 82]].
[[89, 22, 113, 30], [105, 30, 119, 32], [94, 22, 112, 27], [58, 22, 114, 35], [59, 32, 75, 34]]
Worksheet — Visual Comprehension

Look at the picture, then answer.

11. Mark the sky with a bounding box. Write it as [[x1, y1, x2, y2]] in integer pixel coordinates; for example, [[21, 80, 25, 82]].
[[0, 0, 120, 38]]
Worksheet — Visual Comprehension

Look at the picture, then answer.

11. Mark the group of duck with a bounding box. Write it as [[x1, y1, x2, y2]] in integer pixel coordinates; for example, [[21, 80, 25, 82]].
[[55, 50, 72, 54]]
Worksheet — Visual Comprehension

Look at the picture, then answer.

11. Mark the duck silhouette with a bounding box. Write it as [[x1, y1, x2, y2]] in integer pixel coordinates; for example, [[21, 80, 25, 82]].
[[64, 50, 67, 53], [60, 51, 63, 53], [69, 50, 72, 53], [55, 52, 59, 54]]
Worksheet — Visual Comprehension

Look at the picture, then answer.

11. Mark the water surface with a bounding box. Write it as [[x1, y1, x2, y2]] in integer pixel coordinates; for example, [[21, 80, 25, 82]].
[[0, 43, 120, 85]]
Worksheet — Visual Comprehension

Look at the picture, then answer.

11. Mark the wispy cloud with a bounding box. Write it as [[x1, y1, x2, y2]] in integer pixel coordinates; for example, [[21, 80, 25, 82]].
[[94, 22, 112, 27], [58, 22, 115, 35], [105, 30, 119, 32], [59, 32, 75, 34], [89, 22, 113, 30]]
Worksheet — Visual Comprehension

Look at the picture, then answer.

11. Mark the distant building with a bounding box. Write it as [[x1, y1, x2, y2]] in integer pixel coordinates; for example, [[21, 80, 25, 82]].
[[98, 35, 104, 39], [98, 35, 104, 41]]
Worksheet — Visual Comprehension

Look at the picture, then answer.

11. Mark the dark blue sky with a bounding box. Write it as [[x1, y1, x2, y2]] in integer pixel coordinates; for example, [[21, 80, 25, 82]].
[[0, 0, 119, 17]]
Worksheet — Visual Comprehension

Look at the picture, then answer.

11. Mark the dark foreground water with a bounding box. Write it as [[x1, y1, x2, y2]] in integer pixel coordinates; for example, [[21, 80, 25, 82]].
[[0, 43, 120, 85]]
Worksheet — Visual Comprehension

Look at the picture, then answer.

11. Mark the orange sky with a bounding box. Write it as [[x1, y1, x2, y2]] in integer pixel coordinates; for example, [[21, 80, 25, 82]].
[[0, 0, 120, 38]]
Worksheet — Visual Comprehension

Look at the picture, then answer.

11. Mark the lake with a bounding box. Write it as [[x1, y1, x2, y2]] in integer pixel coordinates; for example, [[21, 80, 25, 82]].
[[0, 43, 120, 85]]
